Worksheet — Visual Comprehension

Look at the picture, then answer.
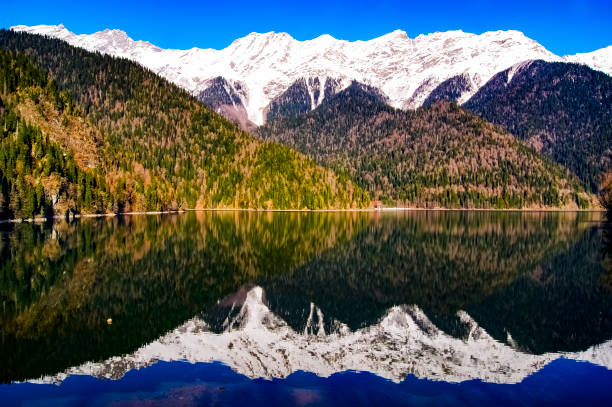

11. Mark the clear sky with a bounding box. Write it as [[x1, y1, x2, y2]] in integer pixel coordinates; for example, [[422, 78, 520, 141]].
[[1, 0, 611, 55]]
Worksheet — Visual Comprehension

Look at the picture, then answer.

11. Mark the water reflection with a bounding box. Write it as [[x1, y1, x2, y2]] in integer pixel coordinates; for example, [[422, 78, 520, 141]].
[[44, 285, 611, 385], [0, 211, 610, 385], [258, 211, 593, 335], [0, 211, 365, 382], [602, 212, 612, 290]]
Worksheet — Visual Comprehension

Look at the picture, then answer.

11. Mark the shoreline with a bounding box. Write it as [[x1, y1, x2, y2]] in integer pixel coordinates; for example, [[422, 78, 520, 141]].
[[193, 207, 605, 212], [0, 210, 186, 224], [0, 207, 605, 224]]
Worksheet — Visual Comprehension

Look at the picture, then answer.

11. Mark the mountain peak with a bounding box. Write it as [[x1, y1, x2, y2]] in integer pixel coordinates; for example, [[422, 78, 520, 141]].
[[414, 29, 467, 40], [244, 31, 293, 40], [375, 29, 408, 41], [563, 44, 612, 75], [229, 31, 296, 51], [11, 24, 73, 39], [97, 28, 130, 39], [310, 33, 338, 43]]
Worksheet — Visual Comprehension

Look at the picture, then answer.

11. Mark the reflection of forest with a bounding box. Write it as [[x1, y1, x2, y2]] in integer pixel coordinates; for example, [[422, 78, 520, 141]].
[[260, 211, 594, 331], [0, 211, 366, 382], [466, 225, 612, 354], [602, 213, 612, 290]]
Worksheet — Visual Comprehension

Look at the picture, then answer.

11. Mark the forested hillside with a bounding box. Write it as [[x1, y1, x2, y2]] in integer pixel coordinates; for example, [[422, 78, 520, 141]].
[[0, 50, 112, 218], [0, 30, 368, 219], [465, 60, 612, 192], [258, 82, 593, 209]]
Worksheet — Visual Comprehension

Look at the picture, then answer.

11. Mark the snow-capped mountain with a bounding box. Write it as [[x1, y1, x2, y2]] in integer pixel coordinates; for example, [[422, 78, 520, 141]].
[[32, 286, 612, 385], [10, 24, 612, 126], [564, 45, 612, 77]]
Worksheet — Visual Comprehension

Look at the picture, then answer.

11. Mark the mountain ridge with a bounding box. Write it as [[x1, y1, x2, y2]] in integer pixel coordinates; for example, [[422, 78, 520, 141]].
[[13, 24, 610, 126]]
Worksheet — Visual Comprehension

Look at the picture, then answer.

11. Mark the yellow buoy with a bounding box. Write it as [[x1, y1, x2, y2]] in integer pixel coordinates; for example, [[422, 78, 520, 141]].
[[107, 318, 113, 325]]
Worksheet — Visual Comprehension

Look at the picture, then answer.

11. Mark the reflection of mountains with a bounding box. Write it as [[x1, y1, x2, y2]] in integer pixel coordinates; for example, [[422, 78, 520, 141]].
[[253, 212, 610, 354], [2, 211, 609, 384], [466, 225, 612, 354], [36, 286, 612, 385], [0, 211, 366, 383]]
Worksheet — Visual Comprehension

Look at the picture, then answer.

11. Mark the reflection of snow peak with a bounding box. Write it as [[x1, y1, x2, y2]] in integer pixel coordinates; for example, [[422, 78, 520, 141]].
[[304, 302, 326, 336], [36, 286, 612, 385]]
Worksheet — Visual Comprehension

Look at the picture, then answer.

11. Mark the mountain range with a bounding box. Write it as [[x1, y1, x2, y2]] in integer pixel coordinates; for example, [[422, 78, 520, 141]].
[[1, 25, 611, 215], [11, 24, 612, 126]]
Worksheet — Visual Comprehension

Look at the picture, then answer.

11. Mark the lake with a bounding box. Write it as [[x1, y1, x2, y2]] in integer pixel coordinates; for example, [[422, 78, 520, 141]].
[[1, 211, 611, 406]]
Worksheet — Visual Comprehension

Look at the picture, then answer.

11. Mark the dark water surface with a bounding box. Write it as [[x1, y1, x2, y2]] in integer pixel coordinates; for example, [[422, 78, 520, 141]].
[[1, 211, 611, 406]]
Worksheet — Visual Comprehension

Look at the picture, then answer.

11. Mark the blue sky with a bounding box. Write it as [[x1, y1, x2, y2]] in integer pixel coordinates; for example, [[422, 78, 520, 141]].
[[1, 0, 611, 55]]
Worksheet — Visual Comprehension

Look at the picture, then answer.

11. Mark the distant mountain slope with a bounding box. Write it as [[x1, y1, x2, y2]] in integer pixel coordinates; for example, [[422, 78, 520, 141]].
[[564, 45, 612, 76], [0, 30, 368, 219], [196, 76, 256, 131], [258, 83, 592, 209], [423, 73, 474, 106], [14, 24, 584, 125], [264, 77, 345, 123], [465, 60, 612, 192]]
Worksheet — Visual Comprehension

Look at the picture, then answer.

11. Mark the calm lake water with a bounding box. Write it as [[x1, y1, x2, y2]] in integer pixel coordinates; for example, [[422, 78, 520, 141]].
[[1, 211, 611, 406]]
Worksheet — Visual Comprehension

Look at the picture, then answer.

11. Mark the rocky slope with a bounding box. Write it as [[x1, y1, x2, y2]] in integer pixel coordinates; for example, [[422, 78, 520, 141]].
[[197, 76, 256, 131], [14, 24, 609, 126], [264, 77, 346, 123], [423, 73, 474, 105]]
